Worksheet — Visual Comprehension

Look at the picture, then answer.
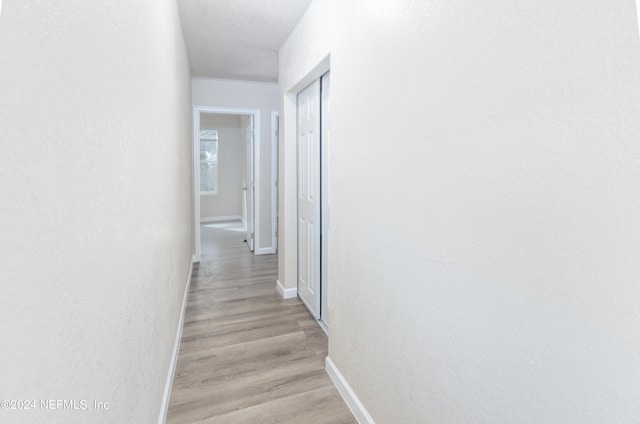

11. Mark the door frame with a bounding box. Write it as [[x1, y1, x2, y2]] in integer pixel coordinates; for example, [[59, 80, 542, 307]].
[[271, 111, 280, 253], [280, 57, 330, 288], [192, 106, 261, 262], [281, 56, 330, 328]]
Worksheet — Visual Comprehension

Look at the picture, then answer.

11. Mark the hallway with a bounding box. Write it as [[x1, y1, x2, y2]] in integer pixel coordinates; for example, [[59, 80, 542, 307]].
[[167, 223, 356, 423]]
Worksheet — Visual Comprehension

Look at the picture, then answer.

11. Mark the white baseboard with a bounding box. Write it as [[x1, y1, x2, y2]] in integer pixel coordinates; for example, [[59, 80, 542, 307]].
[[325, 357, 376, 424], [200, 215, 242, 223], [255, 246, 276, 255], [276, 279, 297, 299], [158, 259, 193, 424]]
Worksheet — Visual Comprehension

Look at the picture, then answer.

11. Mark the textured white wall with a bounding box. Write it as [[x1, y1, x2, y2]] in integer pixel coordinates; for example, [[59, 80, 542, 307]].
[[280, 0, 640, 422], [192, 78, 279, 252], [200, 114, 244, 220], [0, 0, 193, 423]]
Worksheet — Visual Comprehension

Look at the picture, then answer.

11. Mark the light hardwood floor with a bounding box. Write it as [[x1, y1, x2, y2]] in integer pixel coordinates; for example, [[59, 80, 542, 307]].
[[167, 223, 356, 424]]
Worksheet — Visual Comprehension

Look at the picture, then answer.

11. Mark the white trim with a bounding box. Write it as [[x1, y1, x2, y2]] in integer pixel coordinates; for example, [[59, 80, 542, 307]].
[[191, 76, 278, 87], [276, 279, 297, 299], [158, 260, 193, 424], [286, 54, 331, 93], [200, 215, 243, 223], [193, 106, 261, 259], [325, 357, 376, 424], [193, 111, 201, 263], [271, 110, 279, 254], [254, 113, 262, 252], [255, 246, 276, 255]]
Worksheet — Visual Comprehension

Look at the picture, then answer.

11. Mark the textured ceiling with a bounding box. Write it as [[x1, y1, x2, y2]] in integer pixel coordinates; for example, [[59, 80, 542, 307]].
[[177, 0, 313, 82]]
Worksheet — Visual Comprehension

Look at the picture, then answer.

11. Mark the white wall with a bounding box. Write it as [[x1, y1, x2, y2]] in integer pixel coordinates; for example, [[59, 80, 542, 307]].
[[0, 1, 193, 423], [200, 114, 244, 221], [192, 78, 279, 253], [280, 1, 640, 423]]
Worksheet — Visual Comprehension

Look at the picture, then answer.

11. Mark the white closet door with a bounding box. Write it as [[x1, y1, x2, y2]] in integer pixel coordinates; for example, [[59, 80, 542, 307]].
[[297, 80, 321, 318]]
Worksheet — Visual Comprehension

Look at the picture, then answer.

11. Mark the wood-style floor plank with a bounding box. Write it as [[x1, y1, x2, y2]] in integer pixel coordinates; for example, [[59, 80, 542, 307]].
[[167, 222, 356, 424]]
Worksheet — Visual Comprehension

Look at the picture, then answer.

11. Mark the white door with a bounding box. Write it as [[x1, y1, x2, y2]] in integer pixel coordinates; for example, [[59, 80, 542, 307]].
[[297, 80, 321, 318], [244, 115, 255, 252], [320, 72, 330, 326]]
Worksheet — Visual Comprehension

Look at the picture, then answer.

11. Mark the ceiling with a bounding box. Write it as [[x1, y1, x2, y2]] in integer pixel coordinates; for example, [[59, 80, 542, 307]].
[[177, 0, 313, 82]]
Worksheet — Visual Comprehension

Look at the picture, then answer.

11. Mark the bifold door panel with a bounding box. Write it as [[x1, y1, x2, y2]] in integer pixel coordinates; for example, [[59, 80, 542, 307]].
[[297, 80, 321, 318]]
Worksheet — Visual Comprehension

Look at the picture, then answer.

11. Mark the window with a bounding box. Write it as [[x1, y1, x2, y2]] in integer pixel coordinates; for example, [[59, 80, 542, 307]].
[[200, 129, 218, 194]]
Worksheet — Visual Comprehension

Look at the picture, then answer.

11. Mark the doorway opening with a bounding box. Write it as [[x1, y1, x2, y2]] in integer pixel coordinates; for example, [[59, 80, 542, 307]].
[[192, 107, 260, 262]]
